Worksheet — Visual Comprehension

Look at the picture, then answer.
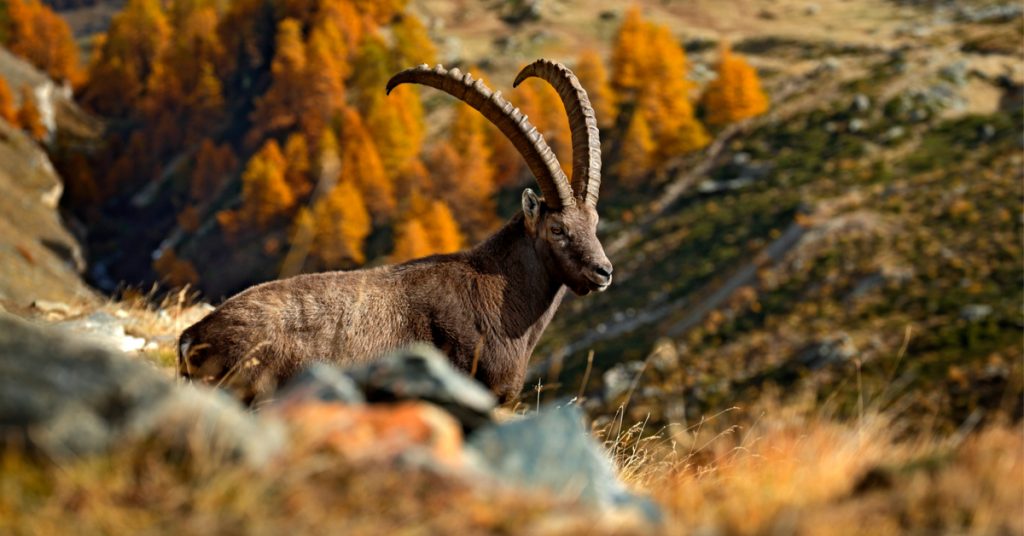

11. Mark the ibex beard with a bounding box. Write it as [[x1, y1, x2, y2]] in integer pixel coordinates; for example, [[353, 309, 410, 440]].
[[179, 60, 613, 405]]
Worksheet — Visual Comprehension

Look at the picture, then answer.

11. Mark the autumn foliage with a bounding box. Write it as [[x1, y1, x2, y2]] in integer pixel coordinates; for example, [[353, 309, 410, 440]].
[[54, 0, 766, 290], [0, 77, 17, 125], [611, 7, 709, 160], [1, 0, 81, 85], [700, 44, 769, 125], [17, 86, 45, 141]]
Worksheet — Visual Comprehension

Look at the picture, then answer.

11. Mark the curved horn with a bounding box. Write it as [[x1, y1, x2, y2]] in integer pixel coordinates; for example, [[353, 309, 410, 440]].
[[387, 64, 575, 210], [514, 59, 601, 207]]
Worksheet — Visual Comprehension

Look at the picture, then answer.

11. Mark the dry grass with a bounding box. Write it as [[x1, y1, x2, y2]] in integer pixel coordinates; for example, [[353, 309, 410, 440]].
[[600, 396, 1023, 535], [2, 391, 1019, 535]]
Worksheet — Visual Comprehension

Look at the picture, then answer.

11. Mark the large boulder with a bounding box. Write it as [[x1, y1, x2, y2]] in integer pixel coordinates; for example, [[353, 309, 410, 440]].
[[343, 344, 498, 431], [468, 404, 662, 523], [279, 401, 465, 467], [0, 313, 282, 465], [0, 47, 101, 309]]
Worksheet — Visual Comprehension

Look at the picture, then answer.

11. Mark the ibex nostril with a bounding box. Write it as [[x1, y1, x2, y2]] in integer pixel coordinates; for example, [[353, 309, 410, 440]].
[[595, 266, 612, 279]]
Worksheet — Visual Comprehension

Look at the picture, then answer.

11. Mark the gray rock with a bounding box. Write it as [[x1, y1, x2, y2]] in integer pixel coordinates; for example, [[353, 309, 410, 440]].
[[468, 404, 661, 523], [345, 344, 497, 430], [960, 304, 993, 323], [851, 93, 871, 114], [274, 363, 365, 405], [602, 361, 645, 402], [883, 126, 906, 142], [957, 4, 1023, 23], [0, 313, 282, 465], [940, 61, 968, 87], [798, 332, 857, 370], [849, 118, 867, 133], [56, 311, 146, 352]]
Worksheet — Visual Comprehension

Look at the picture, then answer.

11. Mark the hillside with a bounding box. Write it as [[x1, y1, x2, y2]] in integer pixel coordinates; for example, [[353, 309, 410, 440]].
[[0, 46, 99, 309], [536, 33, 1023, 430], [0, 0, 1020, 533]]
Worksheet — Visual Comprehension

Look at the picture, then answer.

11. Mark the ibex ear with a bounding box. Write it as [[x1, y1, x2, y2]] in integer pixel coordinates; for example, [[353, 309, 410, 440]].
[[522, 188, 542, 233]]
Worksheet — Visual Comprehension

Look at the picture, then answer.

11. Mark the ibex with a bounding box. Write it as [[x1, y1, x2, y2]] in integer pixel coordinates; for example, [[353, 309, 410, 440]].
[[178, 59, 613, 404]]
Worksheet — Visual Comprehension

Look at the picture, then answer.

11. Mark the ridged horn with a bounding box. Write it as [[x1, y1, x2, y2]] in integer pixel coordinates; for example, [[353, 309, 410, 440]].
[[387, 64, 575, 210], [514, 59, 601, 207]]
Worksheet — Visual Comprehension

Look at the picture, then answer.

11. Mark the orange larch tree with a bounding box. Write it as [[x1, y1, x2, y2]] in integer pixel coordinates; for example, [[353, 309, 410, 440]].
[[301, 20, 348, 142], [339, 107, 395, 220], [609, 6, 647, 97], [17, 86, 45, 141], [392, 13, 436, 66], [4, 0, 81, 85], [420, 198, 464, 254], [152, 247, 199, 287], [80, 0, 170, 116], [436, 102, 499, 238], [349, 33, 393, 111], [307, 179, 372, 267], [365, 85, 424, 180], [617, 109, 654, 186], [249, 18, 307, 143], [700, 44, 769, 126], [0, 78, 17, 125], [641, 23, 709, 158], [239, 139, 295, 227], [190, 138, 237, 202], [283, 132, 312, 199], [390, 217, 433, 262], [575, 50, 617, 127]]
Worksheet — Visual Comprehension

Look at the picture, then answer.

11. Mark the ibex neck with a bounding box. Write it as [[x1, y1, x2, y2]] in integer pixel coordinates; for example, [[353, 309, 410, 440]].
[[469, 212, 563, 305]]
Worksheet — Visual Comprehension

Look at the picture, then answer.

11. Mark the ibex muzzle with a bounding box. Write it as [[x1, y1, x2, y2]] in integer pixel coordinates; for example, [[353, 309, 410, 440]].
[[179, 59, 613, 404]]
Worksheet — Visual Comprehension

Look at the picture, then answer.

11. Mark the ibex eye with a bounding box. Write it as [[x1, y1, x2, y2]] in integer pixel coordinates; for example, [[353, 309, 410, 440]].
[[551, 226, 564, 235]]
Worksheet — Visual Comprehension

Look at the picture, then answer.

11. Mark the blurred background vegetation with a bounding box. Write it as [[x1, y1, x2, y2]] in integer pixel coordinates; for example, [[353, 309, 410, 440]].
[[0, 0, 1020, 532], [0, 0, 1020, 429]]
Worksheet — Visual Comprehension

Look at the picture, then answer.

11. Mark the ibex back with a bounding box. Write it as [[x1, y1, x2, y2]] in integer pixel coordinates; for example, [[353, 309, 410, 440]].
[[179, 60, 613, 404]]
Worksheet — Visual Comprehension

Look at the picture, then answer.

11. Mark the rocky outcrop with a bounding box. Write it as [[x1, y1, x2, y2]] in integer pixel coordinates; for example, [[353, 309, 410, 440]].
[[0, 47, 100, 309], [0, 312, 283, 465], [0, 315, 660, 525]]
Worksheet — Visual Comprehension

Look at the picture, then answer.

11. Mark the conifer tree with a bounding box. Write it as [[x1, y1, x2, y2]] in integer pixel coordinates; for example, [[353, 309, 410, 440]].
[[249, 18, 307, 142], [153, 247, 199, 287], [309, 179, 371, 266], [421, 198, 463, 253], [283, 132, 312, 199], [391, 217, 433, 262], [610, 6, 647, 96], [617, 109, 654, 185], [575, 50, 617, 127], [392, 14, 436, 66], [534, 82, 572, 176], [0, 78, 17, 125], [438, 103, 498, 238], [301, 20, 347, 141], [366, 85, 424, 180], [349, 33, 393, 111], [81, 0, 170, 116], [352, 0, 407, 25], [17, 86, 45, 141], [190, 138, 237, 202], [4, 0, 81, 85], [700, 44, 769, 126], [339, 107, 395, 220], [314, 127, 342, 193], [240, 139, 295, 227], [317, 0, 364, 52], [642, 24, 709, 157], [394, 157, 433, 200]]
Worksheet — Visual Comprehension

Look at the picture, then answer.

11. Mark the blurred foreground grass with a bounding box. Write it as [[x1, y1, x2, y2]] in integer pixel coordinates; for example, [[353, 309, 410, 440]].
[[2, 394, 1019, 535]]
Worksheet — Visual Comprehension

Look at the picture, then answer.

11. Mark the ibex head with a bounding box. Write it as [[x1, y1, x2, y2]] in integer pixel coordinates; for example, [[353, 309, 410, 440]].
[[387, 59, 613, 295]]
